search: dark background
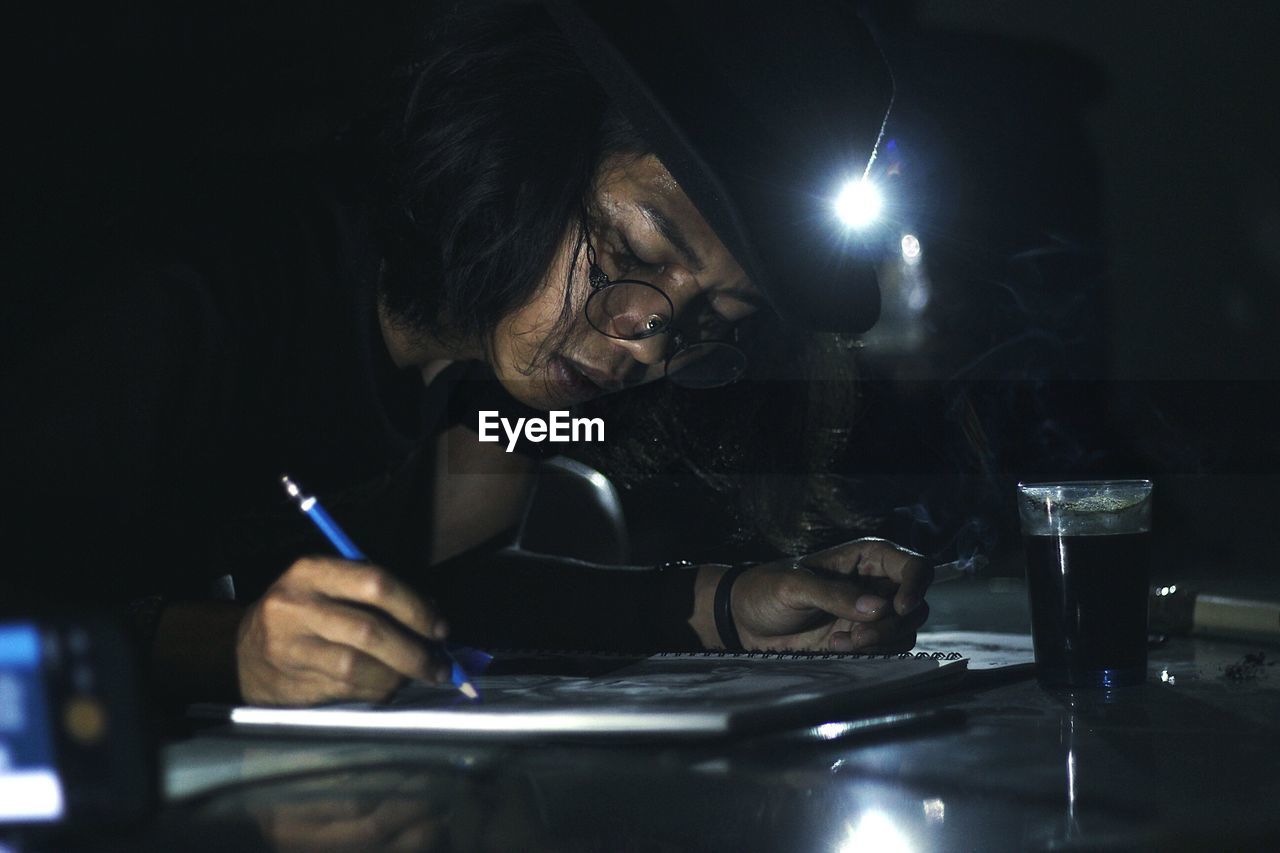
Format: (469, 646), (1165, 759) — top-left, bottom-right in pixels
(913, 0), (1280, 382)
(8, 2), (1279, 592)
(873, 1), (1280, 591)
(611, 2), (1280, 590)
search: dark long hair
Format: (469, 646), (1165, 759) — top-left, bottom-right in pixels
(378, 4), (643, 358)
(378, 5), (871, 556)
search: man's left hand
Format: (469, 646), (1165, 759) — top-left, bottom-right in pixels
(727, 538), (933, 653)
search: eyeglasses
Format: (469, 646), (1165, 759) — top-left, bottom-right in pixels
(583, 240), (748, 389)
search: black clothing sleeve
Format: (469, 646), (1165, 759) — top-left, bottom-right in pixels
(425, 549), (703, 652)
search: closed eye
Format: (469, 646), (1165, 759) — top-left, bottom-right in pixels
(611, 236), (655, 279)
(688, 298), (735, 340)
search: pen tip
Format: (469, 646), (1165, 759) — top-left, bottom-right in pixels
(280, 475), (300, 498)
(459, 681), (479, 701)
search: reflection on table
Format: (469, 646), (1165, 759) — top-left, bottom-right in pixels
(53, 579), (1280, 852)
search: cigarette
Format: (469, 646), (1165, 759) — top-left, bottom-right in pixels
(932, 555), (988, 585)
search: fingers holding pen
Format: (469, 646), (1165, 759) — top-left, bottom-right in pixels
(266, 481), (471, 704)
(305, 599), (450, 684)
(290, 557), (450, 641)
(289, 640), (405, 703)
(237, 557), (455, 706)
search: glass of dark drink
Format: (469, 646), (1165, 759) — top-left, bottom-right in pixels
(1017, 480), (1153, 688)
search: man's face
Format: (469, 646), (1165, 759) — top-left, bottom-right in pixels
(488, 154), (764, 409)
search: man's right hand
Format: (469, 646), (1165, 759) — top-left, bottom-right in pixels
(236, 557), (453, 706)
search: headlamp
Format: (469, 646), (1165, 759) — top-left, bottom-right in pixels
(552, 0), (895, 333)
(834, 179), (884, 230)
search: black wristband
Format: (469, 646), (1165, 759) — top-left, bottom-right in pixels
(714, 565), (750, 651)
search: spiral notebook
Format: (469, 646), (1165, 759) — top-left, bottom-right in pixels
(226, 646), (981, 739)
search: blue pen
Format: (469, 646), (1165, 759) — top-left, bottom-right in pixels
(281, 475), (480, 700)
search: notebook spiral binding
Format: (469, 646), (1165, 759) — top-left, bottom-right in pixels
(493, 648), (964, 662)
(663, 650), (964, 661)
(661, 650), (964, 661)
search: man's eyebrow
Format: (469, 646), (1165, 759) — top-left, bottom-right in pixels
(637, 202), (704, 272)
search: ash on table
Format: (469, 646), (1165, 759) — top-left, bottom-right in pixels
(1224, 652), (1274, 682)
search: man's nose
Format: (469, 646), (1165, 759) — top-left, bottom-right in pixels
(609, 273), (700, 369)
(612, 332), (670, 368)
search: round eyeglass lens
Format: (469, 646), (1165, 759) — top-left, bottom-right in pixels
(586, 281), (673, 340)
(665, 341), (748, 389)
